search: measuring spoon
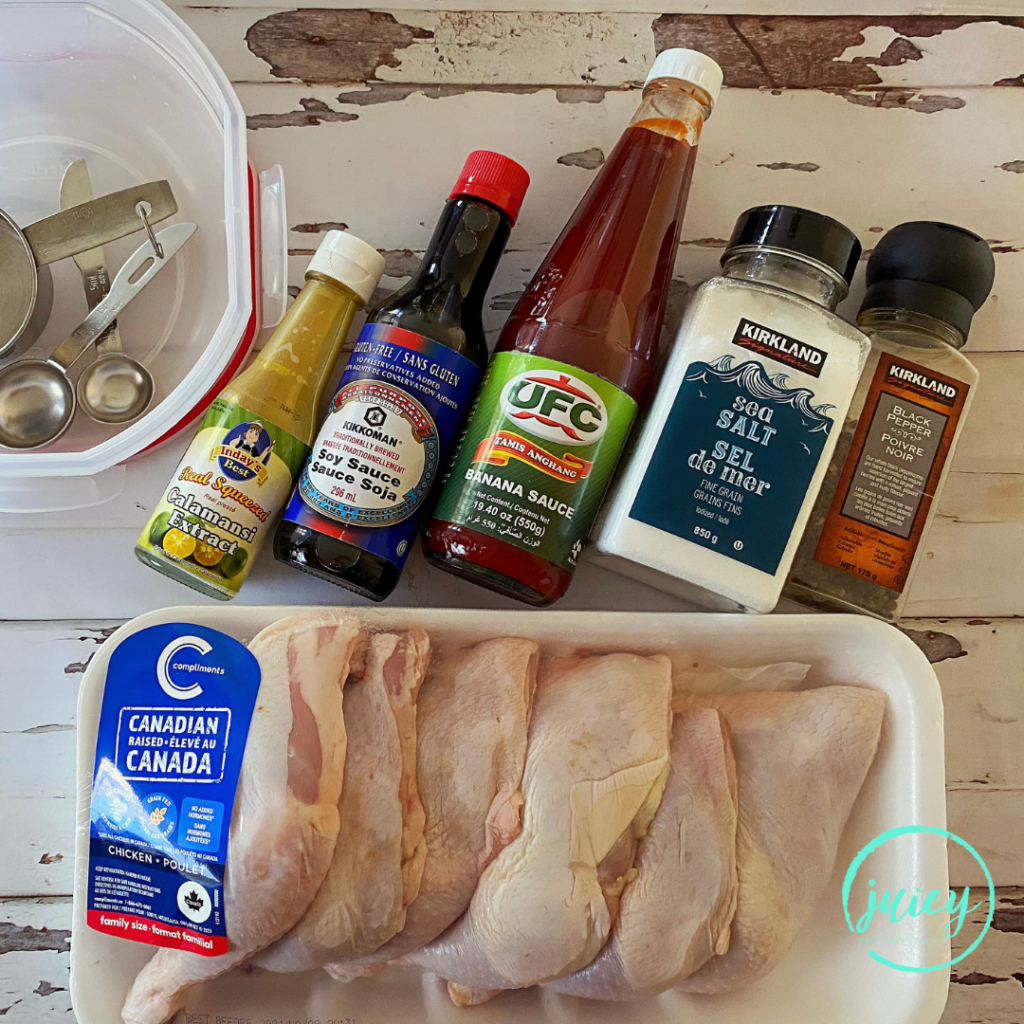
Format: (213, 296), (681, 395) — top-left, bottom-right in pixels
(0, 222), (196, 450)
(0, 180), (177, 358)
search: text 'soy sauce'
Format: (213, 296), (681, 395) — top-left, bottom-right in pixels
(423, 49), (723, 605)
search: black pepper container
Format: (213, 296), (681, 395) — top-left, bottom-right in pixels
(784, 221), (995, 620)
(273, 151), (530, 600)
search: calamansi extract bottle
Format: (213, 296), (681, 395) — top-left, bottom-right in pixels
(135, 231), (385, 599)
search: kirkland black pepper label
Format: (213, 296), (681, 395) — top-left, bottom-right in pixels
(432, 352), (637, 571)
(731, 317), (828, 378)
(813, 354), (969, 592)
(630, 354), (833, 576)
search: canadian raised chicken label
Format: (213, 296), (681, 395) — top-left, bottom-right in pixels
(432, 352), (637, 571)
(630, 355), (833, 576)
(280, 322), (481, 565)
(812, 354), (969, 592)
(87, 624), (261, 955)
(136, 400), (310, 596)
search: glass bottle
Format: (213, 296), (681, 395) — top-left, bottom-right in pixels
(423, 48), (723, 606)
(274, 151), (530, 601)
(135, 231), (384, 599)
(785, 222), (995, 620)
(592, 205), (871, 612)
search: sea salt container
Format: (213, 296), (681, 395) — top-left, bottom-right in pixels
(592, 206), (871, 612)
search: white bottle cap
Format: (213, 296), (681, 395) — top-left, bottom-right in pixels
(644, 48), (723, 108)
(306, 230), (386, 307)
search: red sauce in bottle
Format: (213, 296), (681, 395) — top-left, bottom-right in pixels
(424, 79), (714, 605)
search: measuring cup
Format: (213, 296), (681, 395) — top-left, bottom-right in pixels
(0, 222), (196, 450)
(0, 180), (177, 359)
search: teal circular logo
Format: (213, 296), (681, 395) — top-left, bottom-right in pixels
(842, 825), (993, 973)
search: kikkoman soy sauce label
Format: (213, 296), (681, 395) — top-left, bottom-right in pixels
(281, 323), (481, 567)
(137, 400), (309, 595)
(434, 352), (637, 570)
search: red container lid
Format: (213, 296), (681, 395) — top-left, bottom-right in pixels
(449, 151), (530, 226)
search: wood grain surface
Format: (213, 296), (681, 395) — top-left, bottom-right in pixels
(0, 4), (1022, 1023)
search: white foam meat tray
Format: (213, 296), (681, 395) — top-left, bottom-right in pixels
(72, 608), (949, 1024)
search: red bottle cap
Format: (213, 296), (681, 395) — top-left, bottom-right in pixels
(448, 151), (530, 227)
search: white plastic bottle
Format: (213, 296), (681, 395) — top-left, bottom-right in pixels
(592, 205), (871, 612)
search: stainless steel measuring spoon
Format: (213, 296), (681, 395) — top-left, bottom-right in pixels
(60, 161), (153, 425)
(0, 222), (196, 449)
(0, 180), (177, 359)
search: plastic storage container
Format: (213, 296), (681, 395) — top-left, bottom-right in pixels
(0, 0), (289, 512)
(72, 609), (950, 1024)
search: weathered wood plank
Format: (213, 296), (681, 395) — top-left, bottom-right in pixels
(0, 348), (1020, 615)
(0, 354), (1018, 616)
(903, 618), (1023, 788)
(179, 10), (1024, 90)
(0, 623), (120, 897)
(170, 0), (1024, 17)
(0, 899), (72, 1022)
(943, 886), (1024, 1024)
(238, 83), (1024, 353)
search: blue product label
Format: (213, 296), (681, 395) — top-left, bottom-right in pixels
(86, 624), (261, 956)
(630, 355), (833, 575)
(280, 322), (482, 566)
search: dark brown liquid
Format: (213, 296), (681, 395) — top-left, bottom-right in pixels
(424, 123), (698, 604)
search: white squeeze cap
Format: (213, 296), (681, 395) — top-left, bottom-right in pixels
(644, 48), (724, 108)
(306, 230), (387, 307)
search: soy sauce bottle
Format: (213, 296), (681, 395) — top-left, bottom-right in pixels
(274, 151), (530, 600)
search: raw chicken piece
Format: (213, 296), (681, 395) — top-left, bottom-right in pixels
(675, 685), (886, 994)
(324, 636), (538, 981)
(411, 653), (673, 1004)
(548, 707), (738, 999)
(122, 612), (362, 1024)
(255, 629), (430, 972)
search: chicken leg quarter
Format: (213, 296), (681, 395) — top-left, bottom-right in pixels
(675, 685), (886, 994)
(122, 612), (362, 1024)
(255, 629), (430, 972)
(324, 636), (539, 981)
(411, 653), (673, 1003)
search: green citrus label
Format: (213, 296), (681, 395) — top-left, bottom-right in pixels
(433, 352), (637, 570)
(136, 400), (309, 597)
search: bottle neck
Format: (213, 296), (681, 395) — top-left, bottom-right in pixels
(229, 273), (362, 442)
(722, 250), (847, 311)
(629, 77), (713, 145)
(856, 307), (966, 350)
(375, 197), (510, 362)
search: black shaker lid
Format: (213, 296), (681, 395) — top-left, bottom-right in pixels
(859, 221), (995, 338)
(724, 205), (862, 286)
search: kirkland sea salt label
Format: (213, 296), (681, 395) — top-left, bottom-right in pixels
(630, 354), (833, 576)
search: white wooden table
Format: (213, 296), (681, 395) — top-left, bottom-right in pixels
(2, 3), (1023, 1021)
